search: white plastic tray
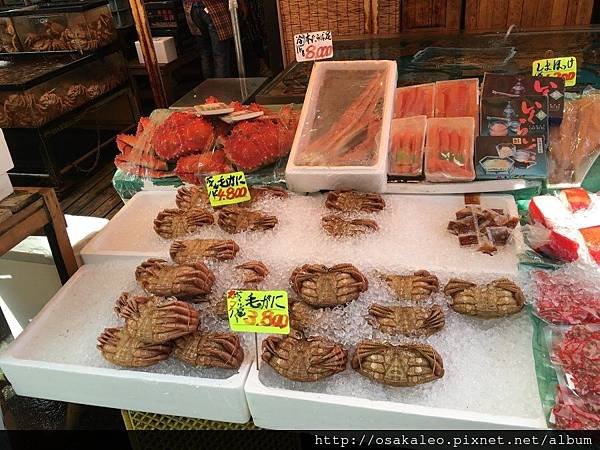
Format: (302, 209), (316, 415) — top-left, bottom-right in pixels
(0, 264), (252, 422)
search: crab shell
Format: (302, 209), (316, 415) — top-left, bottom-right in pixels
(174, 331), (244, 369)
(97, 327), (172, 367)
(151, 112), (215, 161)
(114, 292), (199, 344)
(384, 270), (439, 301)
(351, 340), (444, 387)
(444, 278), (525, 318)
(325, 190), (385, 213)
(235, 260), (269, 284)
(289, 300), (319, 332)
(135, 258), (215, 300)
(290, 263), (368, 307)
(367, 303), (445, 337)
(217, 206), (278, 234)
(170, 238), (240, 264)
(153, 208), (214, 239)
(262, 333), (347, 382)
(321, 215), (378, 237)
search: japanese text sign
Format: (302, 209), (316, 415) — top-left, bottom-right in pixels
(205, 171), (251, 207)
(532, 56), (577, 87)
(227, 290), (289, 334)
(294, 30), (333, 63)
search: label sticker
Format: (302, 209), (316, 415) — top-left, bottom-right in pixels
(195, 102), (234, 116)
(227, 290), (289, 334)
(205, 171), (251, 207)
(294, 30), (333, 63)
(220, 110), (264, 124)
(532, 56), (577, 87)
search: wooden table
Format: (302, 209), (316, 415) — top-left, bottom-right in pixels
(0, 188), (78, 284)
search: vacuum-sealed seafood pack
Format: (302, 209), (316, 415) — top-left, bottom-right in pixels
(388, 115), (427, 177)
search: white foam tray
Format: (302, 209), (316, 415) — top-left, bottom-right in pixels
(0, 172), (13, 202)
(80, 191), (522, 276)
(386, 179), (542, 194)
(0, 265), (252, 422)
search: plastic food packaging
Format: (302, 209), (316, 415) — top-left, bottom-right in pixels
(551, 386), (600, 430)
(424, 117), (476, 182)
(388, 115), (427, 177)
(393, 84), (434, 119)
(434, 79), (479, 124)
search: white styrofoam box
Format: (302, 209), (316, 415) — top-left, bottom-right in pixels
(386, 179), (541, 194)
(135, 37), (177, 64)
(0, 129), (13, 174)
(0, 264), (253, 422)
(80, 191), (522, 276)
(0, 172), (13, 202)
(285, 60), (397, 193)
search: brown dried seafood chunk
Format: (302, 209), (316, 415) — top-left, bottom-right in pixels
(170, 238), (240, 264)
(444, 278), (525, 318)
(321, 215), (378, 237)
(262, 332), (347, 382)
(97, 327), (172, 367)
(114, 293), (199, 344)
(289, 300), (318, 332)
(153, 208), (214, 239)
(383, 270), (439, 301)
(217, 206), (277, 233)
(367, 304), (444, 337)
(174, 331), (244, 369)
(290, 263), (368, 307)
(351, 341), (444, 387)
(176, 186), (210, 209)
(325, 190), (385, 213)
(235, 260), (269, 284)
(135, 258), (215, 300)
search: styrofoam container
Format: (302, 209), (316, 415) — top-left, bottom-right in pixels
(0, 129), (14, 174)
(285, 60), (397, 193)
(135, 37), (177, 64)
(0, 265), (253, 422)
(0, 172), (13, 202)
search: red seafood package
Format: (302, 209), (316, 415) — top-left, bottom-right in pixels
(580, 226), (600, 264)
(393, 84), (434, 119)
(560, 188), (592, 212)
(424, 117), (476, 182)
(388, 115), (427, 177)
(434, 79), (479, 124)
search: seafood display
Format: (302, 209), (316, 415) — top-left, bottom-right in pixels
(262, 333), (348, 382)
(325, 190), (385, 213)
(175, 185), (288, 210)
(425, 117), (476, 182)
(382, 270), (439, 301)
(289, 300), (318, 332)
(153, 208), (214, 239)
(290, 263), (368, 307)
(434, 78), (479, 124)
(351, 341), (444, 387)
(0, 18), (21, 52)
(135, 258), (215, 300)
(367, 304), (445, 337)
(217, 207), (278, 234)
(170, 239), (240, 263)
(394, 84), (434, 119)
(447, 205), (519, 255)
(388, 116), (427, 177)
(97, 327), (173, 368)
(174, 332), (244, 369)
(151, 112), (215, 161)
(235, 261), (269, 284)
(444, 278), (525, 318)
(321, 215), (378, 237)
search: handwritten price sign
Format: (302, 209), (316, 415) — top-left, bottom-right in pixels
(205, 171), (251, 207)
(294, 30), (333, 63)
(532, 56), (577, 87)
(227, 290), (289, 334)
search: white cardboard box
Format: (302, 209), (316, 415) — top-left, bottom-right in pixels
(135, 37), (177, 64)
(0, 172), (13, 202)
(0, 128), (14, 174)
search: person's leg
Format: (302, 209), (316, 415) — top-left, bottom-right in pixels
(190, 3), (214, 78)
(199, 8), (232, 77)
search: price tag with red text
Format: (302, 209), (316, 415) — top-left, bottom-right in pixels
(294, 30), (333, 63)
(532, 56), (577, 87)
(205, 171), (251, 207)
(227, 290), (289, 334)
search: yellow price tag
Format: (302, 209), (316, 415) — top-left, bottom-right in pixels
(205, 171), (251, 207)
(532, 56), (577, 87)
(227, 290), (290, 334)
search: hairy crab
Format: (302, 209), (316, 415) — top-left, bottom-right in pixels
(351, 340), (444, 387)
(174, 331), (244, 369)
(170, 238), (240, 263)
(176, 185), (210, 209)
(135, 258), (215, 300)
(217, 206), (278, 233)
(289, 300), (319, 332)
(97, 327), (172, 367)
(114, 293), (199, 344)
(325, 190), (385, 213)
(235, 260), (269, 284)
(444, 278), (525, 318)
(383, 270), (439, 301)
(153, 208), (214, 239)
(262, 332), (347, 382)
(321, 215), (378, 237)
(367, 304), (445, 337)
(290, 263), (368, 307)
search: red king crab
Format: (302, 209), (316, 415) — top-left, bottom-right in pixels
(170, 238), (239, 263)
(153, 208), (214, 239)
(382, 270), (439, 301)
(262, 332), (348, 382)
(321, 215), (378, 237)
(325, 190), (385, 213)
(367, 304), (445, 337)
(290, 263), (368, 307)
(135, 258), (215, 300)
(175, 150), (233, 184)
(97, 327), (172, 367)
(351, 341), (444, 387)
(174, 331), (244, 369)
(235, 260), (269, 284)
(217, 206), (278, 233)
(114, 293), (199, 344)
(151, 112), (215, 161)
(444, 278), (525, 318)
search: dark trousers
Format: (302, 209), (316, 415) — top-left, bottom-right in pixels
(191, 3), (233, 78)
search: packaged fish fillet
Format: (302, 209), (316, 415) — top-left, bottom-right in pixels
(393, 83), (434, 118)
(388, 115), (427, 177)
(434, 79), (479, 124)
(424, 117), (476, 182)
